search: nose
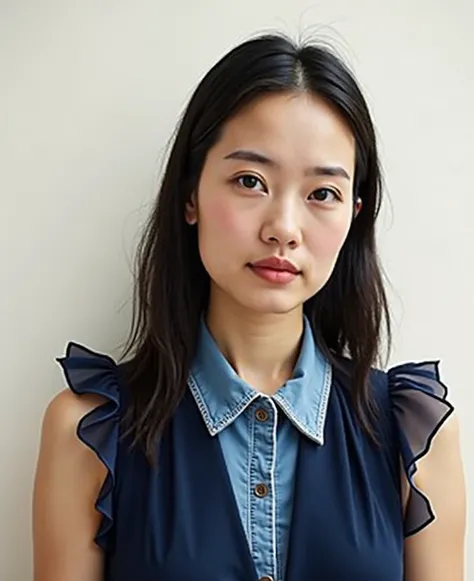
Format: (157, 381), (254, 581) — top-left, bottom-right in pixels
(260, 199), (302, 250)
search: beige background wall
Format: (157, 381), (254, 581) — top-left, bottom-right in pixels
(2, 1), (473, 579)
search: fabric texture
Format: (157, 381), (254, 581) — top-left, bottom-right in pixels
(57, 332), (454, 580)
(188, 315), (331, 579)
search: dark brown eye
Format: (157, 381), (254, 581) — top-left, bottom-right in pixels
(308, 188), (339, 203)
(237, 175), (265, 191)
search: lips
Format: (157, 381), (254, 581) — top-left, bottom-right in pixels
(250, 256), (300, 274)
(247, 256), (301, 285)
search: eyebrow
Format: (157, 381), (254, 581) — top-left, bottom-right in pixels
(223, 149), (351, 181)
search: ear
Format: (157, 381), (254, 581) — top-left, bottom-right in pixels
(353, 197), (362, 218)
(185, 192), (198, 225)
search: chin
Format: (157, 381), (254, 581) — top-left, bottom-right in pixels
(209, 277), (317, 316)
(235, 294), (305, 316)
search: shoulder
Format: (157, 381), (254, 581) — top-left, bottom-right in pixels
(35, 341), (123, 550)
(333, 355), (462, 536)
(42, 388), (108, 447)
(33, 387), (111, 579)
(380, 359), (462, 536)
(414, 410), (464, 500)
(43, 339), (125, 467)
(403, 410), (466, 578)
(52, 340), (123, 443)
(44, 387), (107, 427)
(39, 388), (108, 486)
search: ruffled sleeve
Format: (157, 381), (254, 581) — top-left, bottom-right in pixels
(56, 341), (121, 549)
(387, 361), (454, 537)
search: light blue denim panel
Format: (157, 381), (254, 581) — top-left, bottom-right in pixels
(219, 398), (301, 581)
(272, 413), (300, 580)
(188, 315), (332, 581)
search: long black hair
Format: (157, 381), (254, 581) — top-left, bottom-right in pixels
(121, 33), (391, 459)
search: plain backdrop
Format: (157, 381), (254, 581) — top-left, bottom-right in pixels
(1, 1), (473, 579)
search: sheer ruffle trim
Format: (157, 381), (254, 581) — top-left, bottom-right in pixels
(388, 361), (454, 536)
(57, 342), (120, 549)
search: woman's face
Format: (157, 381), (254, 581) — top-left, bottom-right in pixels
(186, 91), (358, 316)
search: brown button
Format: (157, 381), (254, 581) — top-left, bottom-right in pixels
(259, 577), (274, 581)
(254, 483), (268, 498)
(255, 408), (269, 422)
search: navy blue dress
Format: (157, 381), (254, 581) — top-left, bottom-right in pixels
(58, 342), (453, 581)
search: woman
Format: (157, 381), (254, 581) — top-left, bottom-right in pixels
(33, 33), (466, 580)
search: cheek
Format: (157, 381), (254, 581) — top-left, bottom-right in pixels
(307, 216), (351, 259)
(200, 197), (251, 241)
(198, 197), (254, 279)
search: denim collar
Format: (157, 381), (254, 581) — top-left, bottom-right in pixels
(188, 315), (332, 445)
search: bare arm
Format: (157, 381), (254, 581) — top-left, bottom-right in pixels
(33, 389), (108, 581)
(404, 413), (466, 581)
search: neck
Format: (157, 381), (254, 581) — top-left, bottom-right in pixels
(206, 290), (304, 395)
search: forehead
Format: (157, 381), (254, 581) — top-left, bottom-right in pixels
(213, 92), (356, 173)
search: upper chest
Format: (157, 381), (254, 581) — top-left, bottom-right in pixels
(108, 385), (404, 581)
